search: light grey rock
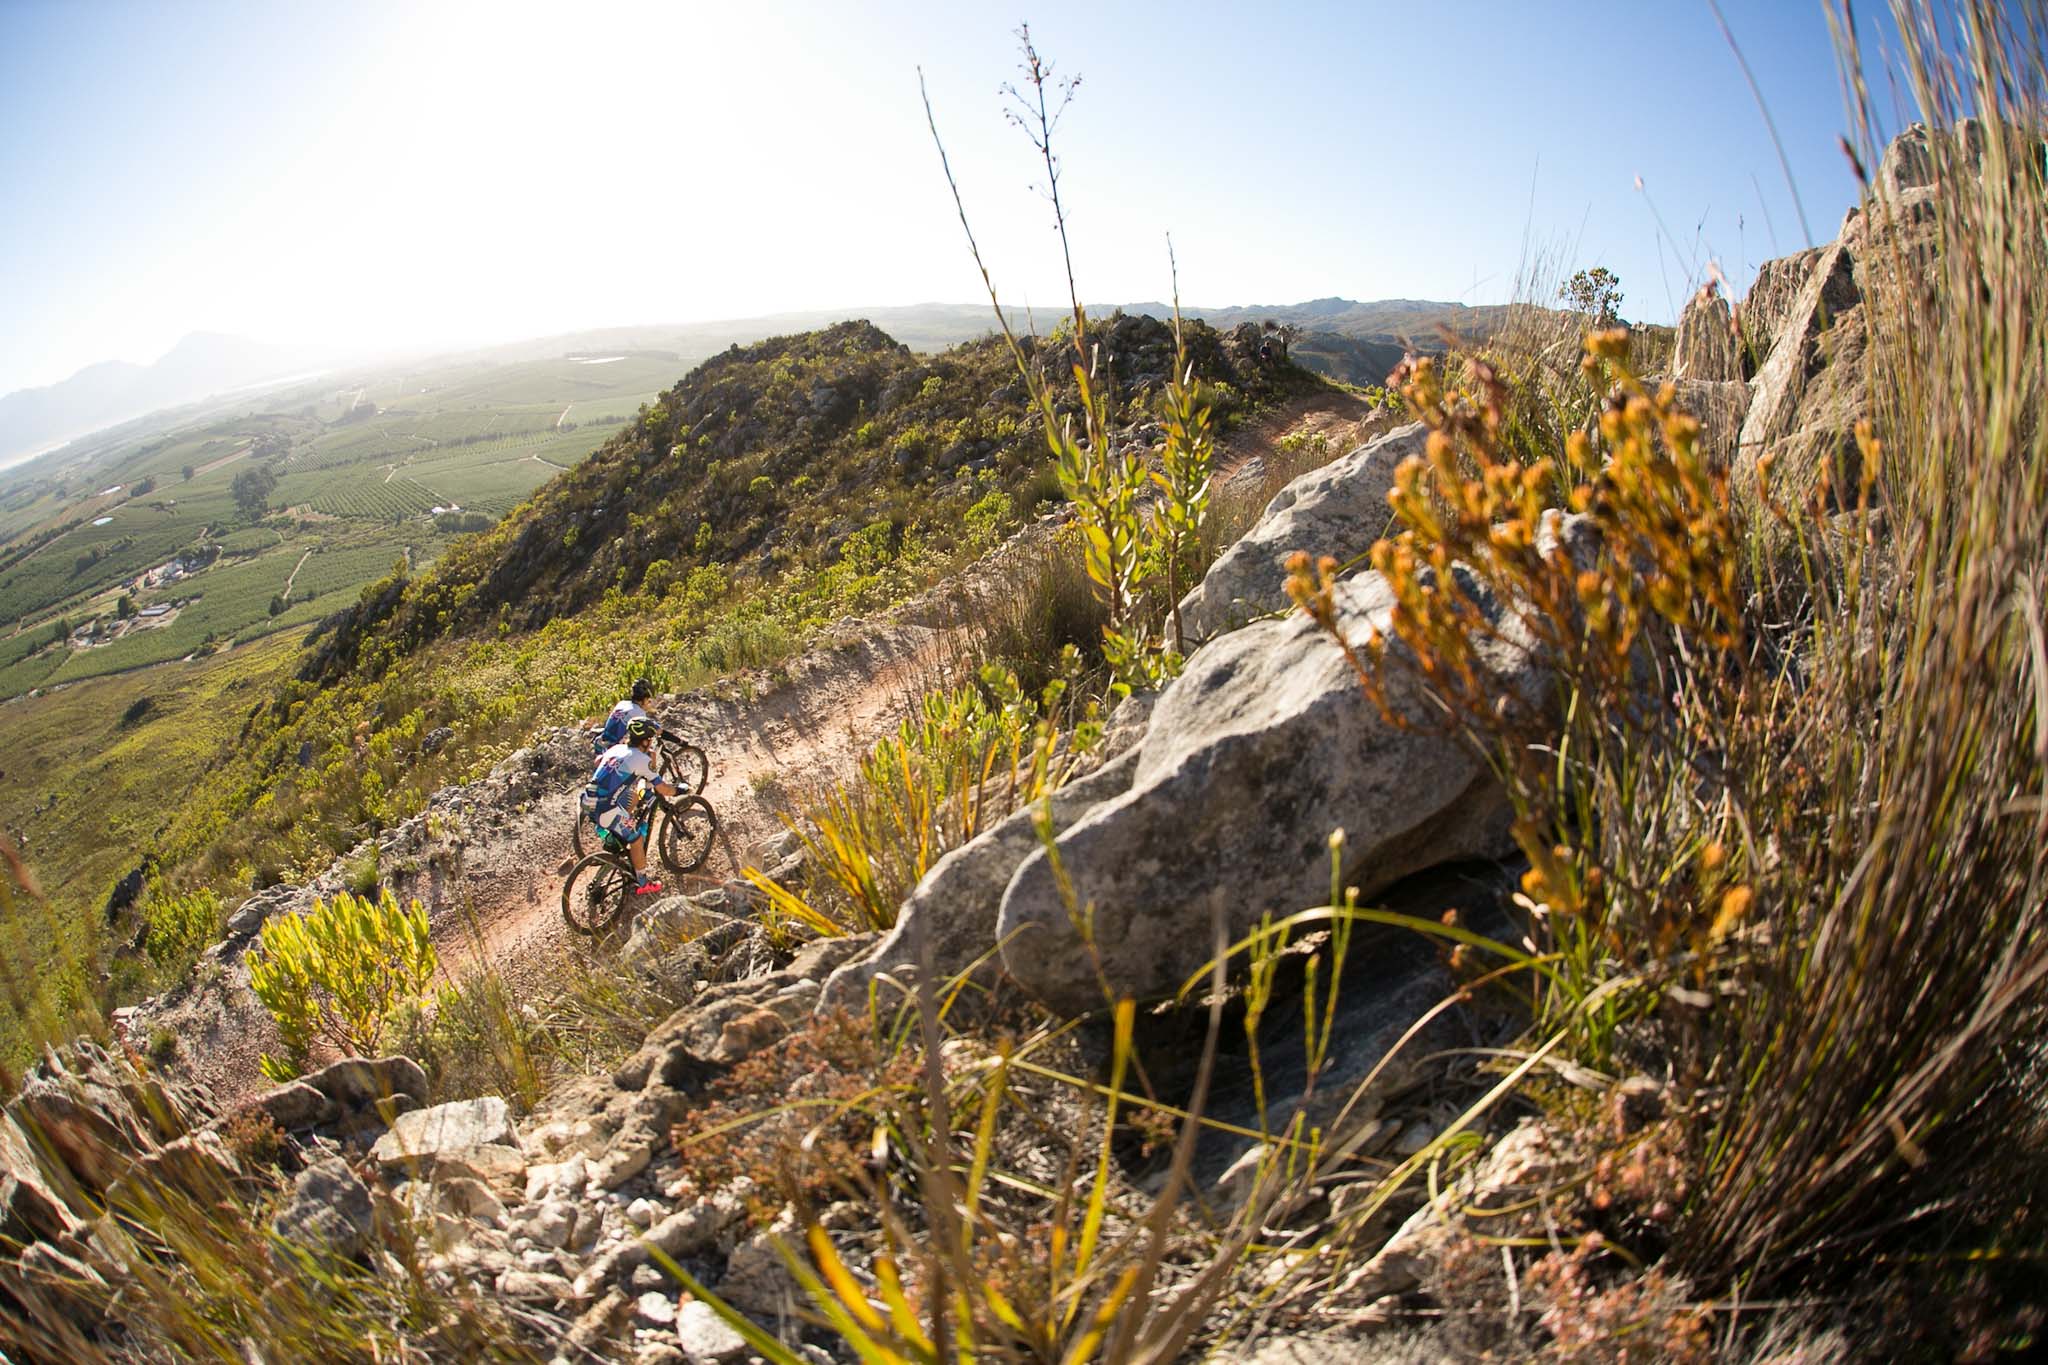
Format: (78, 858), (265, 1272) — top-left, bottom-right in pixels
(272, 1155), (374, 1262)
(626, 1196), (659, 1228)
(516, 1197), (579, 1250)
(674, 1298), (751, 1363)
(430, 1175), (506, 1224)
(371, 1096), (520, 1176)
(571, 1191), (745, 1300)
(1177, 422), (1429, 640)
(523, 1155), (589, 1204)
(998, 522), (1591, 1014)
(716, 1222), (801, 1318)
(817, 746), (1144, 1014)
(301, 1055), (430, 1114)
(635, 1289), (679, 1327)
(498, 1267), (576, 1303)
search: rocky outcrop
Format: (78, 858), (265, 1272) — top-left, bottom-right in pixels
(1671, 283), (1742, 383)
(996, 519), (1594, 1014)
(1178, 423), (1430, 640)
(1734, 237), (1865, 504)
(817, 745), (1144, 1013)
(1732, 121), (1995, 507)
(1737, 247), (1825, 374)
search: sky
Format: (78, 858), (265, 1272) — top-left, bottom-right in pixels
(0, 0), (1920, 397)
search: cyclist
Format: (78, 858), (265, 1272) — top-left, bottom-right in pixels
(594, 678), (660, 754)
(583, 716), (681, 896)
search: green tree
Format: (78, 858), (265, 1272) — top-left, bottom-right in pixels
(232, 464), (278, 520)
(181, 463), (196, 481)
(1560, 267), (1625, 325)
(115, 594), (137, 620)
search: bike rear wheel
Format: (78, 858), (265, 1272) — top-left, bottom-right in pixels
(657, 795), (718, 874)
(561, 852), (635, 936)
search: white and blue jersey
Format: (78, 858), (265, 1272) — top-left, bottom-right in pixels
(583, 742), (661, 840)
(593, 699), (655, 753)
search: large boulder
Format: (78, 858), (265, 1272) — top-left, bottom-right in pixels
(997, 520), (1591, 1013)
(817, 746), (1144, 1013)
(1178, 423), (1430, 640)
(301, 1054), (430, 1114)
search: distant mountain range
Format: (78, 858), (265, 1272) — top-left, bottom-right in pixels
(0, 298), (1513, 467)
(0, 333), (340, 467)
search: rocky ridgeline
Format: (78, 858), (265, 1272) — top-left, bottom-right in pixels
(4, 123), (1967, 1364)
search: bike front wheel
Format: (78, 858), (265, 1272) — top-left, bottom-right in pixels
(657, 737), (710, 796)
(657, 795), (718, 875)
(561, 852), (635, 936)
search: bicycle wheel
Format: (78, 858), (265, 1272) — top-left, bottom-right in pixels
(657, 736), (710, 796)
(657, 795), (718, 875)
(561, 853), (634, 936)
(569, 811), (588, 859)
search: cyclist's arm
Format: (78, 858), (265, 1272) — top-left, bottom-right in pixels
(625, 747), (678, 796)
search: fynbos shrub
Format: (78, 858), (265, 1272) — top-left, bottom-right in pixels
(248, 887), (437, 1078)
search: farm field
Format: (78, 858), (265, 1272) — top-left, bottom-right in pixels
(0, 335), (683, 701)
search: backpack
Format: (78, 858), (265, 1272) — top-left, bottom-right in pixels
(584, 751), (635, 815)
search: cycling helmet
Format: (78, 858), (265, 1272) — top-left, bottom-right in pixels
(630, 678), (654, 703)
(626, 716), (658, 741)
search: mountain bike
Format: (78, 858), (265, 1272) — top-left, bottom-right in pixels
(573, 725), (711, 859)
(561, 787), (720, 935)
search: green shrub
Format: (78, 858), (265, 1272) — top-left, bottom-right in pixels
(247, 888), (438, 1078)
(141, 885), (224, 968)
(344, 845), (379, 898)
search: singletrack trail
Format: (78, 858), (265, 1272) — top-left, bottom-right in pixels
(433, 622), (955, 996)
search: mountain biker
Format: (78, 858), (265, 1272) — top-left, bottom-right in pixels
(583, 716), (680, 896)
(594, 678), (661, 754)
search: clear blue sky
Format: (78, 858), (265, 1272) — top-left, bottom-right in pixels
(0, 0), (1913, 395)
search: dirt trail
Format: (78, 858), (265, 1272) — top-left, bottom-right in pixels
(1213, 388), (1380, 493)
(434, 623), (954, 995)
(280, 548), (313, 598)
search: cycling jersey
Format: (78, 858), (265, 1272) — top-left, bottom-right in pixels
(597, 699), (654, 749)
(586, 742), (659, 815)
